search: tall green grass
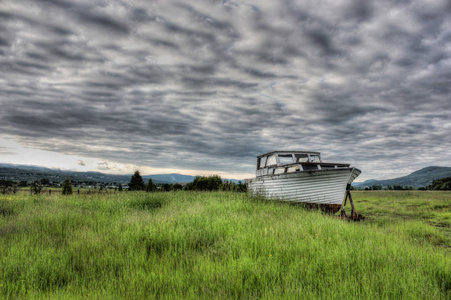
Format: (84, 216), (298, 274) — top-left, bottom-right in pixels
(0, 191), (450, 298)
(353, 190), (451, 247)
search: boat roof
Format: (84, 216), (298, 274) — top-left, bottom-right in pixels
(257, 150), (321, 158)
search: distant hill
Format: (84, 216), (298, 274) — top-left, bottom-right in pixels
(142, 174), (241, 184)
(0, 163), (242, 185)
(353, 166), (451, 189)
(0, 163), (136, 185)
(142, 174), (196, 184)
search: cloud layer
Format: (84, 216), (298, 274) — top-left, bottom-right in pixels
(1, 0), (450, 180)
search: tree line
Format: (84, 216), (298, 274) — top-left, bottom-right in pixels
(426, 177), (451, 191)
(127, 171), (246, 192)
(1, 171), (247, 195)
(359, 185), (416, 191)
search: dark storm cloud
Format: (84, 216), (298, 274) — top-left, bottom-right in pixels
(1, 0), (451, 179)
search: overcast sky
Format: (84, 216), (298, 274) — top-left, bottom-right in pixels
(1, 0), (450, 181)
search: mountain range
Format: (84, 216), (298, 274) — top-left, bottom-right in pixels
(352, 166), (451, 189)
(0, 163), (242, 185)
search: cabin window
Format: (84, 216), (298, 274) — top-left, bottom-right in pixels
(258, 156), (267, 169)
(274, 167), (285, 175)
(287, 165), (300, 173)
(266, 154), (277, 166)
(278, 154), (294, 165)
(309, 155), (321, 163)
(295, 154), (309, 163)
(302, 164), (318, 171)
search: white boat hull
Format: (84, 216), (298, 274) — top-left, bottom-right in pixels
(247, 168), (361, 213)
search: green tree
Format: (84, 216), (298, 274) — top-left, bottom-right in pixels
(237, 181), (247, 192)
(129, 171), (145, 191)
(62, 178), (73, 195)
(371, 185), (383, 190)
(172, 183), (183, 191)
(118, 184), (123, 192)
(428, 177), (451, 190)
(40, 178), (50, 185)
(146, 179), (156, 192)
(31, 180), (43, 195)
(207, 175), (222, 191)
(393, 185), (403, 190)
(19, 180), (28, 187)
(162, 183), (171, 192)
(188, 175), (223, 191)
(0, 180), (12, 194)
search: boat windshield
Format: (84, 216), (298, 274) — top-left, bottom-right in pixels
(309, 155), (321, 163)
(295, 154), (309, 163)
(266, 154), (277, 166)
(278, 154), (294, 164)
(259, 156), (267, 169)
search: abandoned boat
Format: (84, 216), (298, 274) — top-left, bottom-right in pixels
(247, 151), (361, 214)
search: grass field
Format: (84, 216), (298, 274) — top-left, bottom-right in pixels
(353, 191), (451, 246)
(1, 191), (450, 298)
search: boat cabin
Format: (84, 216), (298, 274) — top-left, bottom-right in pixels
(256, 151), (350, 177)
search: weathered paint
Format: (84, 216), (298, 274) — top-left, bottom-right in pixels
(248, 167), (361, 208)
